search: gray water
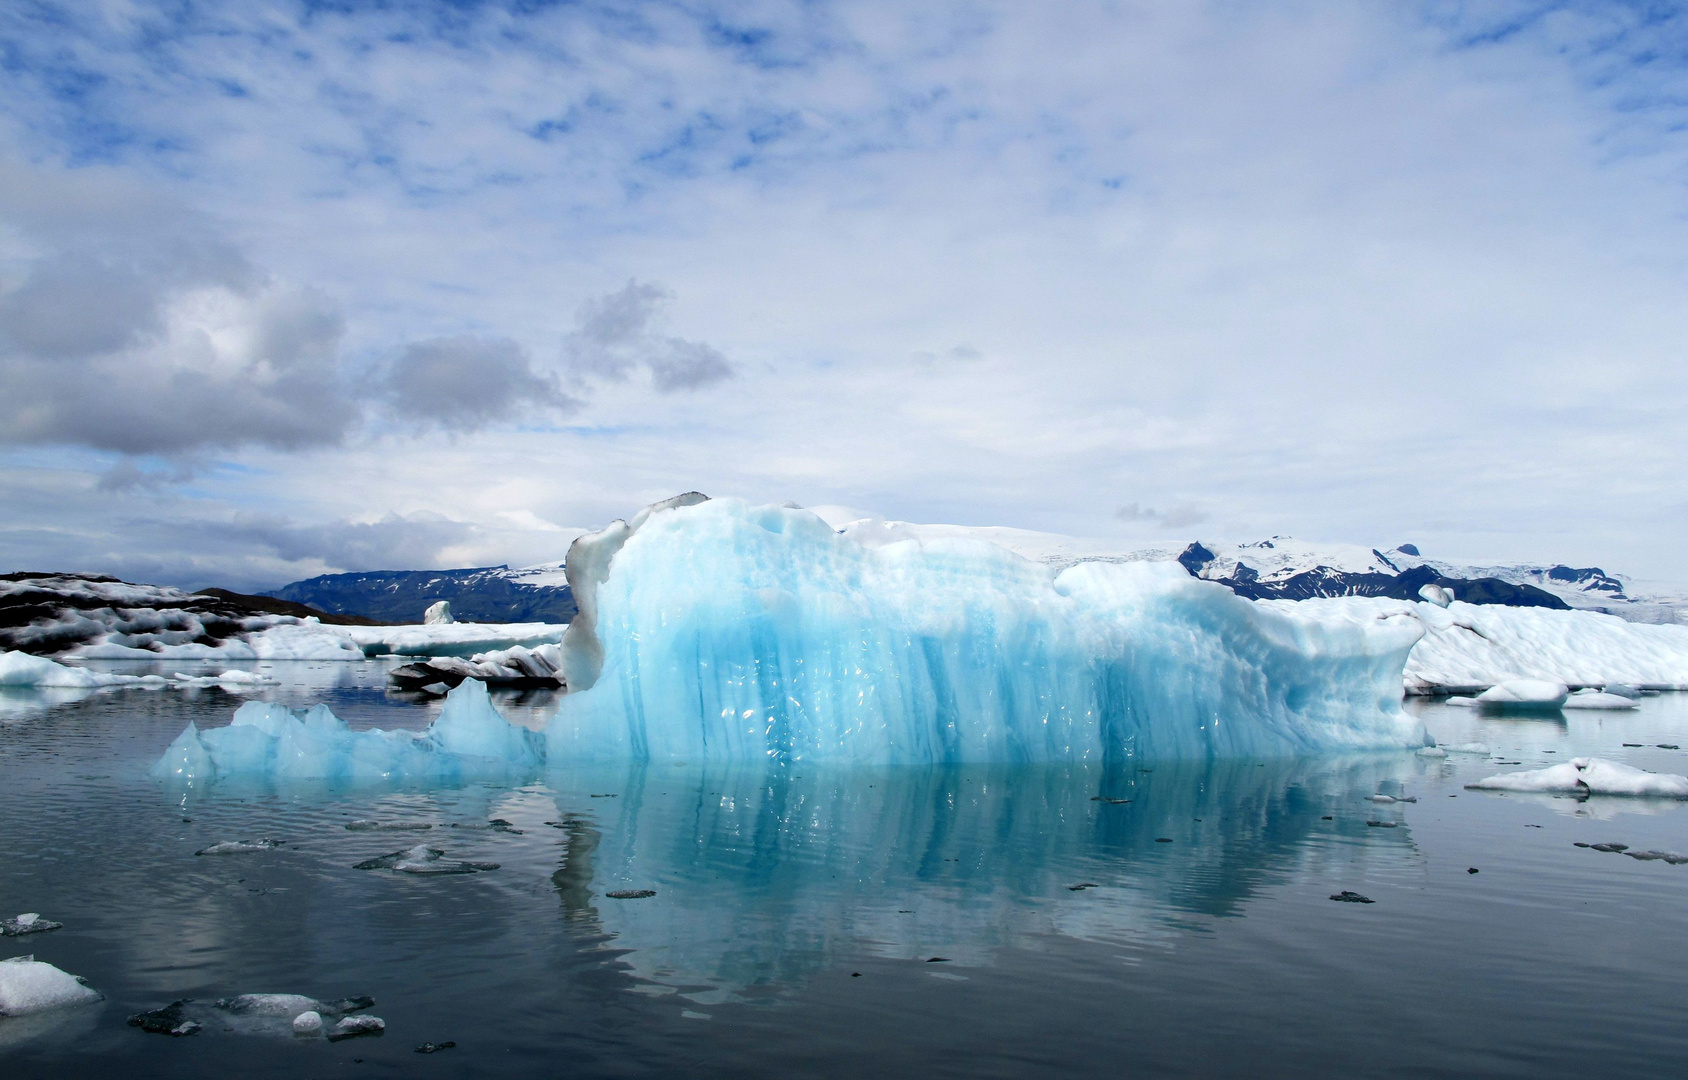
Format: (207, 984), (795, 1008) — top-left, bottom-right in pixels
(4, 663), (1688, 1077)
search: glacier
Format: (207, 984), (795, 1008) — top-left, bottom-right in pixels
(546, 498), (1428, 765)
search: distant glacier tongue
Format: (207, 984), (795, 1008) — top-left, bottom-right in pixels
(548, 499), (1429, 765)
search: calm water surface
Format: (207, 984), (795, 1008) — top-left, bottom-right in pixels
(3, 662), (1687, 1078)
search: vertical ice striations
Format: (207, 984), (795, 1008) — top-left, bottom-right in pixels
(548, 499), (1429, 765)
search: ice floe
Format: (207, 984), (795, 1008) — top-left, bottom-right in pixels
(152, 677), (544, 783)
(353, 844), (499, 874)
(2, 914), (62, 937)
(0, 956), (102, 1017)
(1467, 757), (1688, 798)
(1562, 689), (1639, 710)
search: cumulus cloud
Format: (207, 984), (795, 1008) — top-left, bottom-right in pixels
(1116, 503), (1210, 530)
(565, 280), (734, 392)
(0, 161), (357, 455)
(382, 335), (582, 431)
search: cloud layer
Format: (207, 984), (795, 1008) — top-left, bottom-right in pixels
(3, 2), (1688, 587)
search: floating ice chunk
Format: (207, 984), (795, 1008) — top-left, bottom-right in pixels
(151, 678), (544, 783)
(1563, 690), (1639, 710)
(195, 839), (284, 855)
(215, 993), (372, 1017)
(550, 498), (1429, 764)
(1467, 757), (1688, 798)
(1476, 680), (1569, 710)
(353, 844), (499, 874)
(1418, 584), (1453, 607)
(424, 600), (455, 625)
(292, 1011), (323, 1035)
(1443, 742), (1492, 755)
(1603, 684), (1644, 700)
(327, 1014), (385, 1041)
(2, 913), (62, 937)
(169, 670), (276, 689)
(1444, 696), (1481, 707)
(127, 999), (200, 1035)
(1416, 747), (1448, 758)
(0, 956), (101, 1017)
(0, 650), (157, 688)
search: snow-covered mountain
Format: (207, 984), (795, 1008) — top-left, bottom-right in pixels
(265, 563), (576, 625)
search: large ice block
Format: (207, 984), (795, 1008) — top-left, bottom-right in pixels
(548, 499), (1428, 764)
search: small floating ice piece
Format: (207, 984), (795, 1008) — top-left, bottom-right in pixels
(0, 956), (102, 1017)
(1443, 743), (1492, 755)
(195, 839), (284, 855)
(1416, 747), (1448, 758)
(1626, 850), (1688, 864)
(327, 1015), (384, 1041)
(127, 999), (199, 1035)
(2, 913), (63, 937)
(1563, 690), (1639, 711)
(1467, 757), (1688, 798)
(1329, 890), (1374, 903)
(292, 1010), (323, 1035)
(1475, 680), (1569, 711)
(353, 845), (498, 875)
(604, 889), (656, 899)
(1445, 697), (1480, 708)
(1603, 684), (1644, 700)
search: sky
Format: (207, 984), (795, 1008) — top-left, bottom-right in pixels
(3, 0), (1688, 592)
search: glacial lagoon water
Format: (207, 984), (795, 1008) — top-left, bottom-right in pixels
(4, 661), (1688, 1078)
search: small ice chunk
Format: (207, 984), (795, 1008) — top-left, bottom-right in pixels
(127, 998), (199, 1034)
(1444, 697), (1481, 708)
(1603, 684), (1644, 700)
(0, 956), (102, 1017)
(1444, 743), (1492, 755)
(1418, 584), (1453, 607)
(3, 913), (63, 936)
(353, 844), (498, 875)
(1329, 890), (1374, 903)
(1467, 757), (1688, 798)
(195, 839), (284, 855)
(327, 1015), (385, 1041)
(1625, 850), (1688, 864)
(420, 683), (451, 695)
(1416, 747), (1448, 758)
(1563, 690), (1639, 710)
(292, 1010), (323, 1035)
(1476, 680), (1569, 709)
(604, 889), (657, 899)
(424, 600), (455, 625)
(216, 993), (323, 1016)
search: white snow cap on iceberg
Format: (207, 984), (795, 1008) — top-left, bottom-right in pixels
(0, 956), (102, 1016)
(1467, 758), (1688, 798)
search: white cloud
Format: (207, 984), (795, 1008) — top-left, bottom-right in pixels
(2, 2), (1688, 584)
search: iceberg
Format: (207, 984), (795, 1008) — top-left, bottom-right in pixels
(0, 956), (102, 1017)
(152, 677), (544, 783)
(548, 498), (1429, 765)
(1474, 679), (1569, 711)
(1467, 758), (1688, 798)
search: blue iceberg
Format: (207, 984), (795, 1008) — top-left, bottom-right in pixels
(152, 677), (544, 784)
(547, 498), (1428, 765)
(153, 498), (1432, 780)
